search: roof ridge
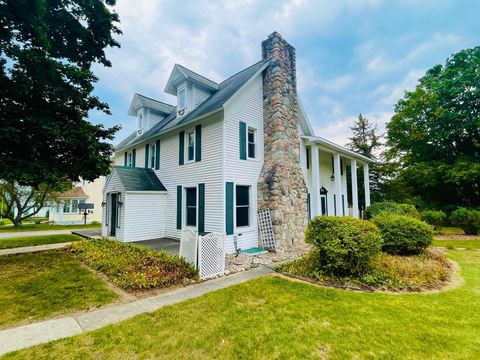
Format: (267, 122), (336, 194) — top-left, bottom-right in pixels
(134, 93), (175, 108)
(175, 64), (219, 85)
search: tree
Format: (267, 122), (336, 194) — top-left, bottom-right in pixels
(387, 47), (480, 209)
(346, 114), (383, 208)
(0, 0), (121, 190)
(0, 181), (60, 226)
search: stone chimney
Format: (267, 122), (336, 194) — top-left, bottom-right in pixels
(258, 32), (308, 248)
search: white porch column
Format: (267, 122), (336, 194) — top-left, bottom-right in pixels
(364, 163), (371, 208)
(333, 153), (343, 216)
(310, 144), (320, 217)
(351, 159), (359, 218)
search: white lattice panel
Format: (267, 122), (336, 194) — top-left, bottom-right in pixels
(180, 229), (198, 267)
(198, 232), (226, 279)
(257, 209), (276, 250)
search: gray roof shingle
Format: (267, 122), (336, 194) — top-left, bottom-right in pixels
(114, 166), (167, 191)
(115, 60), (267, 151)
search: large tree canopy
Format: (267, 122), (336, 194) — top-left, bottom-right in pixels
(387, 47), (480, 208)
(0, 0), (121, 189)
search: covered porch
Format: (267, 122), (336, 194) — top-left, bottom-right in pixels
(302, 136), (372, 218)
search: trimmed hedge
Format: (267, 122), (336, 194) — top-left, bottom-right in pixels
(450, 208), (480, 235)
(372, 214), (434, 255)
(305, 216), (382, 276)
(70, 239), (198, 290)
(421, 210), (446, 230)
(365, 202), (420, 219)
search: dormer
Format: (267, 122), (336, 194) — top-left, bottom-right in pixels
(164, 64), (219, 117)
(128, 94), (175, 136)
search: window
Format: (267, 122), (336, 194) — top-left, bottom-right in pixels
(248, 128), (256, 158)
(187, 131), (195, 162)
(178, 88), (186, 109)
(150, 143), (156, 168)
(185, 187), (197, 227)
(236, 185), (250, 227)
(72, 200), (79, 213)
(306, 147), (311, 169)
(63, 200), (71, 213)
(128, 151), (133, 167)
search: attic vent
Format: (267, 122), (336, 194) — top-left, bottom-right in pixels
(177, 108), (187, 117)
(137, 129), (143, 135)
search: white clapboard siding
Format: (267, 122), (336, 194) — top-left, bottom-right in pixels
(148, 111), (165, 130)
(194, 86), (211, 109)
(154, 111), (225, 240)
(223, 75), (263, 253)
(123, 192), (167, 242)
(102, 171), (126, 240)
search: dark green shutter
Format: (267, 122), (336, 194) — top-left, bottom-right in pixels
(239, 122), (246, 160)
(179, 131), (185, 165)
(334, 195), (337, 216)
(340, 159), (344, 175)
(155, 140), (160, 170)
(342, 194), (345, 216)
(331, 156), (334, 173)
(144, 144), (149, 168)
(225, 182), (234, 235)
(132, 149), (136, 167)
(176, 186), (182, 229)
(124, 152), (127, 166)
(198, 183), (205, 233)
(195, 124), (201, 162)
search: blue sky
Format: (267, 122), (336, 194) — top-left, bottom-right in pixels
(90, 0), (480, 146)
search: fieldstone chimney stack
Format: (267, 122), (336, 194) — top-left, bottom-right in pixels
(258, 32), (308, 248)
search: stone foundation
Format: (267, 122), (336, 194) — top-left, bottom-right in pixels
(257, 32), (308, 248)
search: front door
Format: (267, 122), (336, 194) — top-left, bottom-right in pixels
(110, 193), (117, 236)
(321, 195), (328, 215)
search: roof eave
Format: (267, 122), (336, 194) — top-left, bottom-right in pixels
(302, 136), (373, 163)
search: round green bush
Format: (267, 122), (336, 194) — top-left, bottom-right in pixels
(365, 202), (420, 219)
(421, 210), (446, 230)
(305, 216), (383, 276)
(450, 208), (480, 235)
(371, 214), (434, 255)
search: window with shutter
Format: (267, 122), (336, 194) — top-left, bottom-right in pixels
(235, 185), (250, 227)
(239, 122), (247, 160)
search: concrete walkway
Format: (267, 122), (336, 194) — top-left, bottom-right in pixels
(0, 265), (274, 356)
(0, 242), (72, 256)
(0, 229), (95, 240)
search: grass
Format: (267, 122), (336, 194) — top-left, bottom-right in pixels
(4, 249), (479, 359)
(0, 234), (82, 249)
(0, 223), (100, 233)
(440, 226), (465, 235)
(70, 239), (198, 290)
(0, 251), (117, 330)
(276, 249), (450, 291)
(433, 239), (480, 250)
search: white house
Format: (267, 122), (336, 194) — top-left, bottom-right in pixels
(102, 32), (371, 253)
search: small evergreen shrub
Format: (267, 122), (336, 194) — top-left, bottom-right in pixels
(450, 208), (480, 235)
(422, 210), (446, 231)
(305, 216), (382, 276)
(372, 214), (434, 255)
(365, 202), (420, 219)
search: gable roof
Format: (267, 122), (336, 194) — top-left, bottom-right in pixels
(59, 187), (88, 199)
(115, 60), (268, 151)
(165, 64), (219, 95)
(127, 93), (175, 117)
(113, 167), (167, 191)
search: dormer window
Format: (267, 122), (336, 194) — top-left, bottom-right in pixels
(178, 88), (186, 110)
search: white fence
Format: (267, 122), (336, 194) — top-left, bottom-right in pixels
(180, 230), (225, 280)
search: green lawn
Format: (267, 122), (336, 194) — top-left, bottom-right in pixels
(0, 251), (117, 330)
(5, 249), (480, 359)
(440, 226), (465, 235)
(0, 234), (82, 249)
(433, 240), (480, 250)
(0, 223), (100, 233)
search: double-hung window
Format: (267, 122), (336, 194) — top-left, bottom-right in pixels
(63, 200), (71, 213)
(235, 185), (250, 227)
(185, 187), (197, 227)
(150, 143), (156, 168)
(72, 200), (79, 213)
(127, 151), (133, 167)
(187, 131), (195, 162)
(178, 88), (186, 110)
(247, 128), (256, 158)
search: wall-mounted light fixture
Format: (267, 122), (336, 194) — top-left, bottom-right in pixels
(101, 201), (106, 207)
(330, 174), (335, 182)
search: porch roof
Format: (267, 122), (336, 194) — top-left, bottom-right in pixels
(113, 167), (167, 192)
(302, 136), (373, 163)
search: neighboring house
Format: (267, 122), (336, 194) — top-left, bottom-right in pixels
(49, 177), (104, 224)
(102, 32), (372, 252)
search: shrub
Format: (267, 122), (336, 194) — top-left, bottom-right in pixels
(305, 216), (382, 276)
(0, 218), (11, 226)
(371, 214), (434, 255)
(365, 202), (420, 219)
(90, 220), (101, 226)
(422, 210), (447, 230)
(450, 208), (480, 235)
(70, 239), (198, 290)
